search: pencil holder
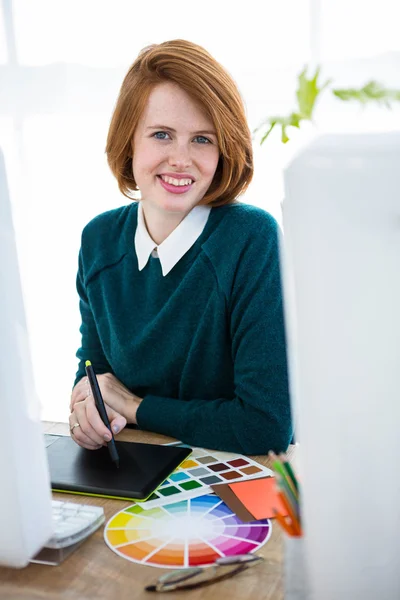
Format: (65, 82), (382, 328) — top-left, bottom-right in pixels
(284, 535), (309, 600)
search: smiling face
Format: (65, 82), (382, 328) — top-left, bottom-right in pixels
(132, 82), (220, 227)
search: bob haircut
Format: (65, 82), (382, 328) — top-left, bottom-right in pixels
(106, 39), (253, 206)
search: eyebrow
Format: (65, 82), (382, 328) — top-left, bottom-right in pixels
(146, 125), (217, 136)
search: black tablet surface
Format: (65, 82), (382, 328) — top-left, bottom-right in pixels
(45, 435), (192, 501)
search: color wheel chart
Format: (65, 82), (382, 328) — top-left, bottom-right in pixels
(137, 443), (273, 509)
(105, 494), (271, 568)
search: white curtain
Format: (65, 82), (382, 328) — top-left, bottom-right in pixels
(1, 0), (399, 422)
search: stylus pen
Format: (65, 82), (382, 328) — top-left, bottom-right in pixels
(85, 360), (120, 468)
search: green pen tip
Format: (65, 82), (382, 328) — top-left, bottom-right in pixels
(85, 360), (91, 367)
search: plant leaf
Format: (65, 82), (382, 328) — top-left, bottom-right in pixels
(296, 66), (331, 120)
(259, 113), (302, 145)
(256, 66), (331, 145)
(332, 81), (400, 107)
(256, 69), (400, 148)
(281, 125), (289, 143)
(260, 122), (276, 144)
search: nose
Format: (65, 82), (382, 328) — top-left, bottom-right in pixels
(167, 143), (192, 169)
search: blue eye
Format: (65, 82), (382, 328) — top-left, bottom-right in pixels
(194, 136), (211, 144)
(152, 132), (212, 144)
(153, 131), (170, 140)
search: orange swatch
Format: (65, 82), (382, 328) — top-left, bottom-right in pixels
(228, 477), (288, 520)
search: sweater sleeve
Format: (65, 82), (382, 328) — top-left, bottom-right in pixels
(74, 249), (113, 387)
(136, 217), (293, 454)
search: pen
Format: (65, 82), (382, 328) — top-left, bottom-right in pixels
(85, 360), (120, 468)
(279, 453), (299, 493)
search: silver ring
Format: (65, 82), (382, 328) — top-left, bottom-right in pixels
(70, 422), (80, 435)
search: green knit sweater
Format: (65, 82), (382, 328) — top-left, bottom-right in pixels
(74, 201), (292, 454)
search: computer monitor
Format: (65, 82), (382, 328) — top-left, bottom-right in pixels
(0, 148), (53, 568)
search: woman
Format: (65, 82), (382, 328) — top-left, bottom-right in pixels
(69, 39), (292, 454)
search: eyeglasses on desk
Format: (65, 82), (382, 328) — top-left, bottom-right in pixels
(145, 553), (264, 593)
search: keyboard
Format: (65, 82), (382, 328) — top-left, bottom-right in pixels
(46, 500), (105, 549)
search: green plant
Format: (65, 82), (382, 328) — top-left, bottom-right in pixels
(253, 67), (400, 145)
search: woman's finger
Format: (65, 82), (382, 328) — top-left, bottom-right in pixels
(72, 400), (106, 446)
(86, 397), (115, 441)
(69, 412), (103, 450)
(85, 379), (127, 436)
(109, 413), (127, 436)
(86, 399), (127, 438)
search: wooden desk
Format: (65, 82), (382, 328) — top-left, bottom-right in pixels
(0, 423), (295, 600)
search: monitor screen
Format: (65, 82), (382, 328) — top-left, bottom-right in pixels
(0, 147), (53, 568)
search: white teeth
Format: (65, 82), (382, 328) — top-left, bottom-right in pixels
(160, 175), (193, 186)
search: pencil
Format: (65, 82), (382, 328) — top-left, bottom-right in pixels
(277, 489), (302, 536)
(273, 465), (299, 515)
(275, 473), (299, 517)
(85, 360), (120, 468)
(272, 509), (297, 536)
(269, 451), (302, 536)
(279, 453), (299, 493)
(269, 452), (298, 500)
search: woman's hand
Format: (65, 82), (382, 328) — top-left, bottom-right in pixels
(69, 373), (142, 450)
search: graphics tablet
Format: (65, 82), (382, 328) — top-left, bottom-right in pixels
(45, 435), (192, 501)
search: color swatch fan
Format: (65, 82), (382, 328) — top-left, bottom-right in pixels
(104, 494), (271, 568)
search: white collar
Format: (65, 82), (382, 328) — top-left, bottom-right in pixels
(134, 202), (211, 276)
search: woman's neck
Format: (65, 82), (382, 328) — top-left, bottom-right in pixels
(141, 202), (188, 245)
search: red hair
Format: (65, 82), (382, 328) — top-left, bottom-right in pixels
(106, 39), (253, 206)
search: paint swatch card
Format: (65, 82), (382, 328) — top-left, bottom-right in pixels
(136, 443), (273, 509)
(211, 476), (289, 522)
